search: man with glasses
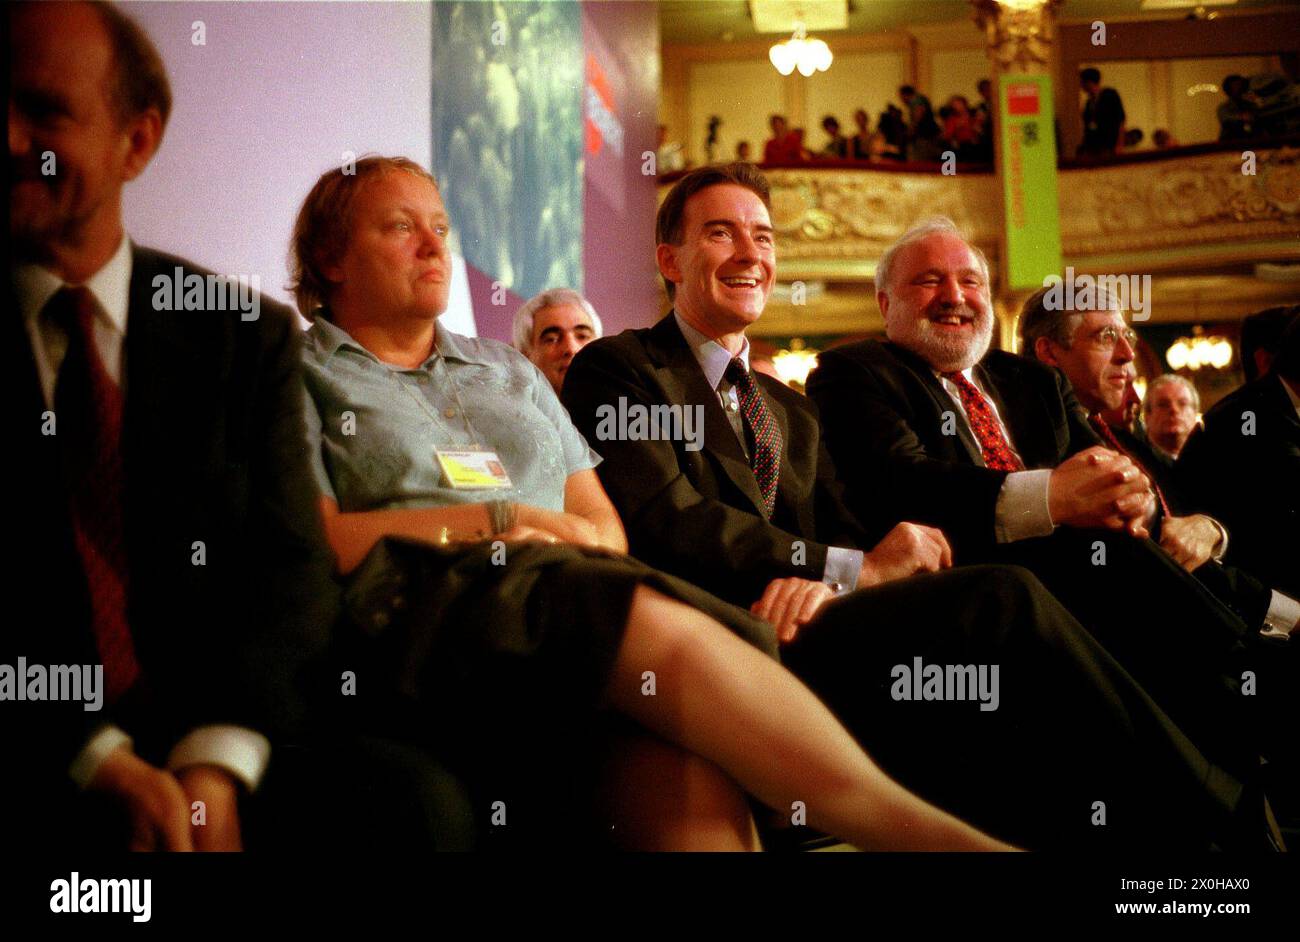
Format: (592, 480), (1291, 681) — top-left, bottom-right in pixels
(1018, 287), (1297, 641)
(805, 226), (1287, 821)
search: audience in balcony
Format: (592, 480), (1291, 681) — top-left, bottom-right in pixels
(1077, 67), (1126, 157)
(877, 103), (909, 159)
(1218, 75), (1259, 141)
(656, 124), (686, 173)
(899, 84), (944, 161)
(1152, 129), (1179, 150)
(939, 95), (981, 162)
(763, 114), (805, 163)
(820, 115), (850, 158)
(849, 108), (873, 159)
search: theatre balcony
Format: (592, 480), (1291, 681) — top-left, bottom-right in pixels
(657, 137), (1300, 336)
(656, 1), (1300, 403)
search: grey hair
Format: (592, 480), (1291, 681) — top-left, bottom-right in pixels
(874, 216), (991, 298)
(1019, 284), (1085, 353)
(1144, 373), (1200, 415)
(511, 288), (603, 354)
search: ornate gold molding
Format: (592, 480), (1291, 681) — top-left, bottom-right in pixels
(760, 169), (1002, 274)
(1058, 147), (1300, 256)
(654, 148), (1300, 297)
(970, 0), (1064, 75)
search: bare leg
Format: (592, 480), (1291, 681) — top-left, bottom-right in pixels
(605, 587), (1014, 851)
(595, 731), (761, 851)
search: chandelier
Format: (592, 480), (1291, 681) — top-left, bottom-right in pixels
(769, 23), (832, 77)
(772, 338), (820, 387)
(1165, 326), (1232, 371)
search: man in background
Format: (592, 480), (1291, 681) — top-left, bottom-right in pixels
(512, 287), (603, 395)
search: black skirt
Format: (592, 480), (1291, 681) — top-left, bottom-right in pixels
(338, 536), (778, 842)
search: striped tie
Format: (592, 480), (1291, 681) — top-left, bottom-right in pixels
(725, 358), (782, 517)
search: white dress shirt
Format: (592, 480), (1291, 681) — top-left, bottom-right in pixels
(14, 236), (270, 791)
(674, 312), (863, 593)
(935, 368), (1057, 544)
(939, 368), (1298, 634)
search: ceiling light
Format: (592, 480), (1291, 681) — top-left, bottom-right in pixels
(769, 23), (832, 77)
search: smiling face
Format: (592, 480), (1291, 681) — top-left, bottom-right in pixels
(1038, 308), (1136, 414)
(1145, 381), (1197, 456)
(658, 183), (775, 340)
(528, 303), (596, 393)
(325, 170), (451, 326)
(8, 2), (144, 261)
(879, 231), (994, 373)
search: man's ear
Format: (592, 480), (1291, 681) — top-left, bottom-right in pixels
(120, 108), (163, 183)
(1033, 335), (1059, 366)
(876, 291), (890, 320)
(656, 243), (682, 289)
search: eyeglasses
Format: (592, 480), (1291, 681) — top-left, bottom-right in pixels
(1087, 325), (1138, 350)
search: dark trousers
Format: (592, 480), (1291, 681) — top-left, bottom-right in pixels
(984, 532), (1264, 780)
(783, 565), (1245, 850)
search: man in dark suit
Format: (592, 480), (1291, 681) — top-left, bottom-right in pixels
(805, 220), (1271, 788)
(6, 0), (471, 851)
(1178, 313), (1300, 603)
(1018, 286), (1297, 638)
(1078, 67), (1126, 157)
(563, 164), (1255, 849)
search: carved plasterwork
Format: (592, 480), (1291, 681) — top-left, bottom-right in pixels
(970, 0), (1063, 74)
(763, 170), (1002, 267)
(1059, 147), (1300, 256)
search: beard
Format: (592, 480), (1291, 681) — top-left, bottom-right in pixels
(886, 301), (994, 373)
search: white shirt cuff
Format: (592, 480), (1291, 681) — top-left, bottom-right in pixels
(1262, 590), (1300, 639)
(69, 725), (134, 790)
(995, 469), (1056, 543)
(166, 725), (272, 792)
(824, 546), (865, 594)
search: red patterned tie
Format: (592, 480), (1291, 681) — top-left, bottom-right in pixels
(1088, 414), (1171, 516)
(726, 358), (783, 517)
(48, 286), (141, 703)
(942, 371), (1024, 472)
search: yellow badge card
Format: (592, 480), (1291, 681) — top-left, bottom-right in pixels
(436, 449), (513, 489)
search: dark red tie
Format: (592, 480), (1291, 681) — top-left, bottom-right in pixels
(48, 286), (140, 703)
(1088, 414), (1171, 516)
(942, 371), (1023, 472)
(725, 358), (782, 517)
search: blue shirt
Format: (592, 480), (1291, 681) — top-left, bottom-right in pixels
(301, 317), (600, 513)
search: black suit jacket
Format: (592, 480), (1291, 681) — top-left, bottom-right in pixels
(562, 314), (872, 608)
(6, 247), (339, 782)
(805, 340), (1103, 561)
(1177, 373), (1300, 598)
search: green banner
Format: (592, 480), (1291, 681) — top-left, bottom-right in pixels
(999, 73), (1063, 289)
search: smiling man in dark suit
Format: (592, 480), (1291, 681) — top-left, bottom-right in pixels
(562, 164), (1258, 849)
(6, 0), (471, 852)
(805, 219), (1272, 792)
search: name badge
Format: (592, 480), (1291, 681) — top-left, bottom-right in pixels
(436, 449), (513, 489)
